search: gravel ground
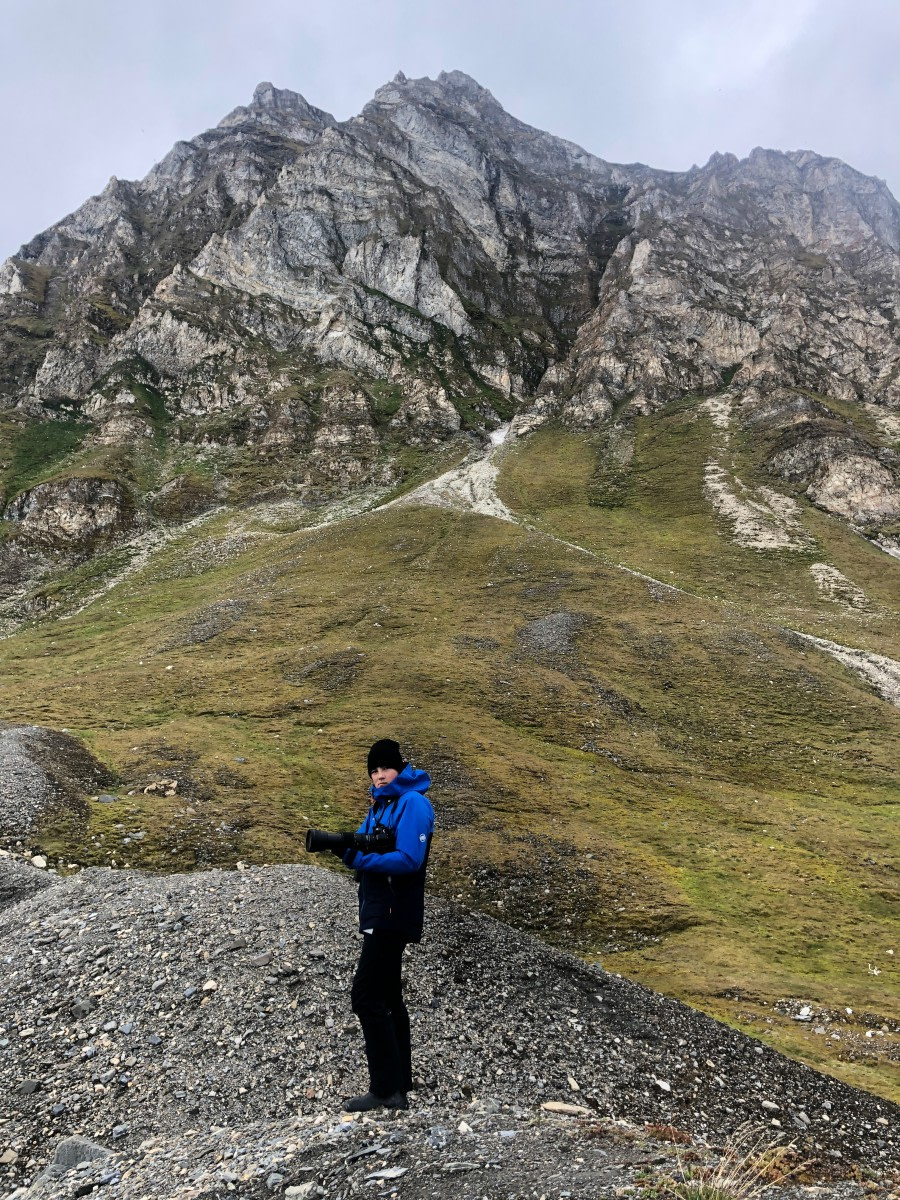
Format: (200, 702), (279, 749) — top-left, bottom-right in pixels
(517, 612), (589, 659)
(0, 725), (112, 837)
(0, 862), (897, 1198)
(0, 854), (58, 912)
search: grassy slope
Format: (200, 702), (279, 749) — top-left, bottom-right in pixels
(0, 404), (897, 1101)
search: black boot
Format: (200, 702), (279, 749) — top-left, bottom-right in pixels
(343, 1090), (408, 1113)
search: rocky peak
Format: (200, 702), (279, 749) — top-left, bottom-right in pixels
(217, 80), (336, 133)
(1, 71), (899, 559)
(688, 145), (900, 251)
(367, 68), (504, 120)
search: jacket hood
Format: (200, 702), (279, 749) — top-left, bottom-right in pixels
(370, 762), (431, 801)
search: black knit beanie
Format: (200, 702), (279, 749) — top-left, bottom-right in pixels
(367, 738), (405, 775)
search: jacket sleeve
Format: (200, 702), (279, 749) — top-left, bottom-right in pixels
(343, 793), (432, 875)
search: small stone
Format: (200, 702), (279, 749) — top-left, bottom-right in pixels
(49, 1136), (112, 1169)
(0, 1149), (18, 1164)
(250, 951), (273, 967)
(217, 937), (248, 955)
(761, 1100), (780, 1112)
(541, 1101), (589, 1115)
(18, 1079), (42, 1095)
(266, 1173), (285, 1190)
(653, 1078), (672, 1093)
(97, 795), (118, 804)
(72, 998), (95, 1018)
(30, 855), (47, 869)
(202, 980), (217, 992)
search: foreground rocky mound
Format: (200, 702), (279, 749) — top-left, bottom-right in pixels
(0, 864), (896, 1198)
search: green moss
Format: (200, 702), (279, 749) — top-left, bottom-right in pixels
(1, 417), (91, 500)
(1, 414), (898, 1101)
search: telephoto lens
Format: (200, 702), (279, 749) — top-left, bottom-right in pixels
(305, 829), (354, 854)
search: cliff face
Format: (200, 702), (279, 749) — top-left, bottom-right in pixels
(1, 70), (898, 543)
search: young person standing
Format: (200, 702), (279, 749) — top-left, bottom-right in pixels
(340, 739), (434, 1112)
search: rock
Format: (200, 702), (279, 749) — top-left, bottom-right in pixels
(46, 1136), (111, 1168)
(541, 1101), (589, 1115)
(0, 854), (57, 912)
(3, 477), (136, 552)
(29, 854), (47, 869)
(31, 1135), (112, 1189)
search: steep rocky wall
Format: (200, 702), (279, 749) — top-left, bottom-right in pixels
(1, 71), (898, 541)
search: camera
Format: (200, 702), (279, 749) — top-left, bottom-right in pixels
(305, 825), (396, 854)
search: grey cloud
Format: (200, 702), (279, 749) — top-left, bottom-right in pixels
(2, 0), (897, 259)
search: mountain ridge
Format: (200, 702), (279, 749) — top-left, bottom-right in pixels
(0, 73), (898, 1120)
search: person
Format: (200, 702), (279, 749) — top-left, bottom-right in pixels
(339, 738), (434, 1113)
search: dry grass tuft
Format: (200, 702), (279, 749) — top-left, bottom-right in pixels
(664, 1125), (813, 1199)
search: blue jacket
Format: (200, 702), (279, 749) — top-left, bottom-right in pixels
(343, 764), (434, 941)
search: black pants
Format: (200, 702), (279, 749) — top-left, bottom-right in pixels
(350, 931), (411, 1097)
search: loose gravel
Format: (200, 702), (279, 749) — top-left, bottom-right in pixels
(0, 862), (896, 1199)
(0, 725), (111, 838)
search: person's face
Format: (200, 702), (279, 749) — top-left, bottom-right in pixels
(370, 765), (399, 788)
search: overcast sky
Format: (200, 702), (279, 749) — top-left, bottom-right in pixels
(2, 0), (897, 260)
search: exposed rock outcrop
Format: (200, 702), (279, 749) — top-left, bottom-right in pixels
(3, 477), (135, 551)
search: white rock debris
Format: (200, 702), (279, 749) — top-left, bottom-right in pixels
(791, 632), (900, 706)
(703, 461), (810, 550)
(387, 425), (514, 521)
(809, 563), (869, 608)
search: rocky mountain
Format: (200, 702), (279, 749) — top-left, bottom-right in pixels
(2, 71), (898, 566)
(1, 72), (899, 1163)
